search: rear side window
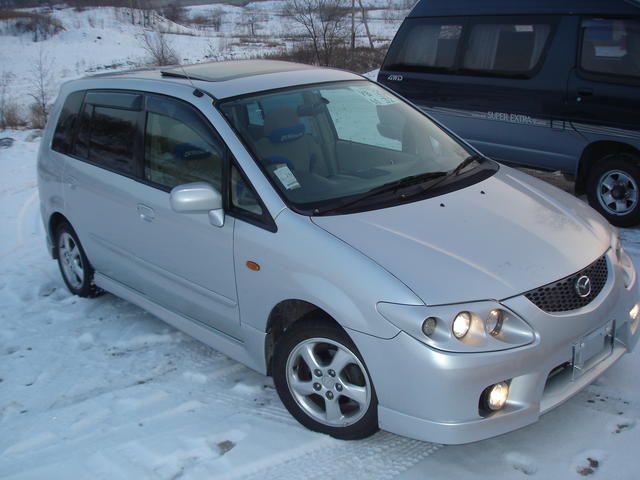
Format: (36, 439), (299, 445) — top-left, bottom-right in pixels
(52, 91), (84, 154)
(72, 91), (142, 175)
(463, 21), (551, 74)
(384, 18), (463, 70)
(580, 18), (640, 79)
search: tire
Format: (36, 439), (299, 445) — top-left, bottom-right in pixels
(55, 222), (101, 298)
(272, 317), (379, 440)
(587, 153), (640, 227)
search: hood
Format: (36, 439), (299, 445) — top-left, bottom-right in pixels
(311, 166), (612, 305)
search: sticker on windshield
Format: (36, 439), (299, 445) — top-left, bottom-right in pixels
(351, 86), (398, 106)
(274, 165), (301, 190)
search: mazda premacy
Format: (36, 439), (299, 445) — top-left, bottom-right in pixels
(38, 60), (640, 444)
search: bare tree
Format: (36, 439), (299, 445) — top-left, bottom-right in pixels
(0, 71), (12, 130)
(284, 0), (349, 66)
(357, 0), (374, 49)
(28, 48), (54, 129)
(141, 31), (178, 66)
(210, 8), (223, 32)
(242, 5), (264, 37)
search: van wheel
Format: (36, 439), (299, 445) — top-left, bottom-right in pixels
(55, 222), (101, 297)
(587, 154), (640, 227)
(272, 318), (379, 440)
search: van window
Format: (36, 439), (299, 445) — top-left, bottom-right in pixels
(144, 99), (223, 190)
(52, 91), (84, 154)
(463, 20), (551, 74)
(72, 103), (138, 175)
(580, 18), (640, 79)
(384, 18), (463, 70)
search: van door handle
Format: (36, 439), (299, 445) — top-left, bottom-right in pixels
(137, 204), (155, 222)
(578, 88), (594, 97)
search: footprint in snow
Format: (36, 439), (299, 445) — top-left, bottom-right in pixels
(217, 440), (235, 455)
(573, 451), (606, 477)
(610, 417), (636, 434)
(504, 452), (538, 476)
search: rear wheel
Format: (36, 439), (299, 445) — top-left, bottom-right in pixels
(587, 154), (640, 227)
(55, 222), (101, 297)
(272, 318), (378, 440)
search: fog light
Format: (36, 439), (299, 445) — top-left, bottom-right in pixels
(452, 311), (471, 339)
(486, 309), (504, 336)
(422, 317), (437, 337)
(486, 382), (509, 411)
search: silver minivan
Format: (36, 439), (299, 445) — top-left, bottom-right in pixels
(38, 60), (640, 444)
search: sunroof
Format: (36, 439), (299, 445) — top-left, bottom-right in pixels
(161, 60), (316, 82)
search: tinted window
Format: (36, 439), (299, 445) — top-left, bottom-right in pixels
(72, 101), (139, 175)
(52, 91), (84, 154)
(144, 99), (223, 190)
(581, 18), (640, 78)
(384, 18), (463, 70)
(89, 107), (138, 174)
(463, 21), (551, 74)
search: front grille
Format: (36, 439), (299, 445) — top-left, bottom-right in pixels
(525, 255), (609, 313)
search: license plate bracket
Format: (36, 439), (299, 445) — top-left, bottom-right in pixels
(572, 321), (615, 379)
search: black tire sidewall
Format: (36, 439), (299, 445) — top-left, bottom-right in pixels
(55, 222), (97, 298)
(587, 154), (640, 228)
(272, 318), (379, 440)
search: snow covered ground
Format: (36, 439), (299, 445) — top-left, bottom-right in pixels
(0, 130), (639, 479)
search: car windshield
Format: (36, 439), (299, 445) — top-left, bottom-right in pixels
(220, 80), (478, 212)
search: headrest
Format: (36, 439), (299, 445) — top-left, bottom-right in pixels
(264, 107), (305, 144)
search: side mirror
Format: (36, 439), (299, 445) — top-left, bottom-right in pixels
(170, 182), (225, 227)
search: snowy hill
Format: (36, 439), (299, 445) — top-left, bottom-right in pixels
(0, 3), (408, 125)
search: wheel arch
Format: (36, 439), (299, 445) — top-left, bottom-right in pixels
(48, 211), (71, 259)
(264, 299), (344, 376)
(575, 140), (640, 195)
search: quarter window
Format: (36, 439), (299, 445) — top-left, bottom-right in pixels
(580, 18), (640, 79)
(463, 21), (551, 74)
(144, 99), (223, 190)
(52, 91), (84, 154)
(230, 164), (263, 216)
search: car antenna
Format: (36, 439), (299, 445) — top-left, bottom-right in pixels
(177, 63), (204, 98)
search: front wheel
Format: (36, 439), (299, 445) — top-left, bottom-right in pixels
(272, 318), (379, 440)
(587, 154), (640, 227)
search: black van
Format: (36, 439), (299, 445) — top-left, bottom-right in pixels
(379, 0), (640, 226)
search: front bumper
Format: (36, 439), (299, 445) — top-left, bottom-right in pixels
(351, 251), (640, 444)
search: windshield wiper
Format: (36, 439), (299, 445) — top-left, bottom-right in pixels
(412, 154), (484, 196)
(314, 171), (447, 215)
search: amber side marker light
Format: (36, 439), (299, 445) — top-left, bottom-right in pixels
(246, 261), (261, 271)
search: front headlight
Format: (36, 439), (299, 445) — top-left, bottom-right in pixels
(377, 301), (535, 353)
(612, 231), (636, 288)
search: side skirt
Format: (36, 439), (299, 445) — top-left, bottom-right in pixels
(94, 272), (267, 374)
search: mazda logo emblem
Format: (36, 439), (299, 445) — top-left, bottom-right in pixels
(575, 275), (592, 298)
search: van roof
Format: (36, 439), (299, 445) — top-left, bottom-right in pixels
(85, 60), (361, 99)
(408, 0), (640, 17)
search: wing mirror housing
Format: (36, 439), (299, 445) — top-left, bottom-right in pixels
(170, 182), (224, 227)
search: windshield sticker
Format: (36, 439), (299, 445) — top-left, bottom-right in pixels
(274, 165), (301, 190)
(351, 86), (398, 106)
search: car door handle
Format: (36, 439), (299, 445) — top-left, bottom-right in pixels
(578, 88), (594, 97)
(66, 175), (78, 190)
(137, 204), (155, 222)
